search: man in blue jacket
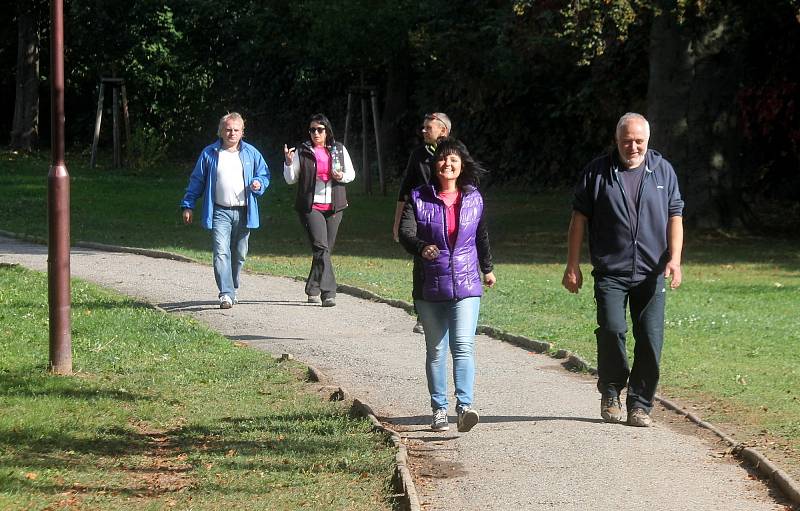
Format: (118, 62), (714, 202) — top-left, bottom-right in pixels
(181, 112), (270, 309)
(562, 112), (684, 427)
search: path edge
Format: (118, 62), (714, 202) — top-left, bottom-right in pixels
(306, 364), (421, 511)
(2, 232), (797, 509)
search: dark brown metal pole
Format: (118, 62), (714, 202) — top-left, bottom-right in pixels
(48, 0), (72, 375)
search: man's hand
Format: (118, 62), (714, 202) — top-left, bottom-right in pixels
(664, 261), (682, 289)
(182, 209), (193, 225)
(562, 265), (583, 293)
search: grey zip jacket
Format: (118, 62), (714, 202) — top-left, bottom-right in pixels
(572, 149), (684, 277)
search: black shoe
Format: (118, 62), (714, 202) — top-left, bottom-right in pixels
(322, 297), (336, 307)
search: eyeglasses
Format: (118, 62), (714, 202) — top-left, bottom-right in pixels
(422, 113), (448, 132)
(426, 113), (444, 124)
(308, 127), (326, 134)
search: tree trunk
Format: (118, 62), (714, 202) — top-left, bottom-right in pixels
(380, 46), (410, 176)
(647, 10), (743, 228)
(10, 4), (40, 151)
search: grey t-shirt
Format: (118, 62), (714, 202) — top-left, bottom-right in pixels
(618, 161), (645, 235)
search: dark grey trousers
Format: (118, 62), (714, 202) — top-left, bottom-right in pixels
(593, 273), (667, 413)
(299, 209), (342, 299)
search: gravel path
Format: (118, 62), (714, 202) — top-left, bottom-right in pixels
(1, 235), (789, 510)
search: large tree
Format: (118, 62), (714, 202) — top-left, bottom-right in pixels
(553, 0), (800, 228)
(10, 1), (42, 151)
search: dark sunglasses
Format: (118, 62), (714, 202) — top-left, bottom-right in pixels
(308, 127), (326, 134)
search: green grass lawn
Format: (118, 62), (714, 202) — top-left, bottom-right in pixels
(0, 263), (396, 510)
(2, 151), (799, 474)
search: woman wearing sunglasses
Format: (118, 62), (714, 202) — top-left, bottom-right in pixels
(399, 137), (496, 433)
(284, 113), (356, 307)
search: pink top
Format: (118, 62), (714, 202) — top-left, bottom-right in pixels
(438, 190), (461, 249)
(313, 146), (333, 211)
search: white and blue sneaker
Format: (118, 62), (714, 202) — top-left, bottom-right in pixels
(431, 408), (449, 431)
(219, 295), (233, 309)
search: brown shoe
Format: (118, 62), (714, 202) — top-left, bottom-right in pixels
(601, 395), (624, 423)
(627, 407), (653, 427)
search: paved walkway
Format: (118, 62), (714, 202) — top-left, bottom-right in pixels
(1, 235), (789, 510)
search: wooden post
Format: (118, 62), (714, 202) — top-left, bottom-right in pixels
(112, 85), (120, 168)
(370, 89), (385, 195)
(89, 81), (104, 168)
(361, 94), (370, 194)
(343, 91), (352, 147)
(121, 83), (131, 153)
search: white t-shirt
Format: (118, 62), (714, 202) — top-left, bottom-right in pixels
(214, 149), (246, 207)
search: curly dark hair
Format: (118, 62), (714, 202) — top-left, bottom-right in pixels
(432, 137), (487, 190)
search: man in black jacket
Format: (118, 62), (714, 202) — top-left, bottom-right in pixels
(392, 112), (452, 334)
(562, 112), (684, 427)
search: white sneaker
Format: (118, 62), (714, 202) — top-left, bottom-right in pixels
(457, 406), (479, 432)
(431, 408), (449, 431)
(219, 295), (233, 309)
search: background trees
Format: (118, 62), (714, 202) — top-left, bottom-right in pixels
(5, 0), (799, 229)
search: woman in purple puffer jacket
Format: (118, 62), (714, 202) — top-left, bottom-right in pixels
(399, 137), (496, 433)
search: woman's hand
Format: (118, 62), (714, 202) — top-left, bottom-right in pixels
(483, 271), (497, 288)
(421, 244), (439, 261)
(284, 144), (295, 165)
(250, 179), (261, 192)
(331, 169), (344, 181)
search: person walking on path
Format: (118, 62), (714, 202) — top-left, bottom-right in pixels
(562, 112), (684, 427)
(180, 112), (271, 309)
(399, 137), (496, 433)
(392, 112), (452, 334)
(283, 113), (356, 307)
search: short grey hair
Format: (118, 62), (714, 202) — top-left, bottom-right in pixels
(616, 112), (650, 138)
(425, 112), (452, 133)
(218, 112), (245, 137)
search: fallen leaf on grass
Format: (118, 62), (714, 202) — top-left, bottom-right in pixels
(24, 472), (37, 480)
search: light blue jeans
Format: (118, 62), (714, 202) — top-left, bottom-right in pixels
(415, 297), (481, 412)
(212, 206), (250, 299)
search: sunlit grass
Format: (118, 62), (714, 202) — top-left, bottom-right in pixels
(2, 150), (799, 472)
(0, 264), (395, 510)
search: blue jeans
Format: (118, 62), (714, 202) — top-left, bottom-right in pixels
(415, 297), (481, 412)
(212, 206), (250, 299)
(593, 273), (666, 413)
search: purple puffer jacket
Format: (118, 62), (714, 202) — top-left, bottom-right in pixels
(411, 185), (484, 301)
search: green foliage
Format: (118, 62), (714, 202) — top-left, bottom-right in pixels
(126, 124), (169, 170)
(4, 0), (799, 216)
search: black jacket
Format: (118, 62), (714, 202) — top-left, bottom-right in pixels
(396, 145), (434, 202)
(293, 141), (349, 213)
(572, 149), (684, 277)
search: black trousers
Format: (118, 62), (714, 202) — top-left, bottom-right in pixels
(593, 273), (666, 413)
(299, 209), (342, 299)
